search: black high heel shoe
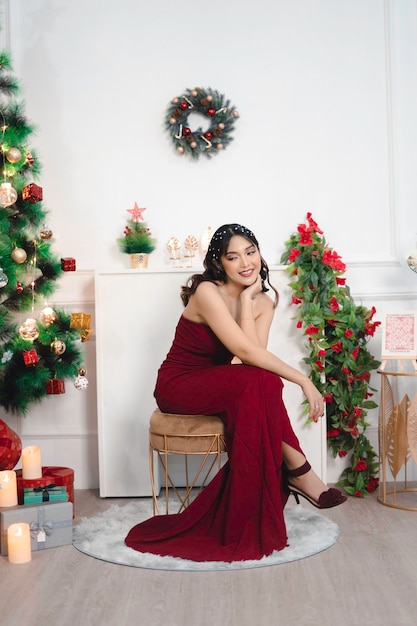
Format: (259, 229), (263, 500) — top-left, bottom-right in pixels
(286, 461), (347, 509)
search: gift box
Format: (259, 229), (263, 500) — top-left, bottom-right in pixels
(61, 257), (76, 271)
(46, 378), (65, 394)
(70, 312), (91, 329)
(22, 182), (43, 204)
(23, 349), (39, 366)
(23, 485), (68, 504)
(15, 467), (74, 516)
(0, 501), (73, 555)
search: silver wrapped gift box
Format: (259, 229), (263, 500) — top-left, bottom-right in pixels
(0, 501), (73, 555)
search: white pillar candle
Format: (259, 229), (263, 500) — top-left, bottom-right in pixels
(21, 445), (42, 479)
(0, 470), (18, 507)
(7, 523), (31, 564)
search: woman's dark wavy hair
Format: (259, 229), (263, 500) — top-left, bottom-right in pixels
(181, 223), (279, 307)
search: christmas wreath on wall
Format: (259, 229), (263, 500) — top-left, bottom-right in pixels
(165, 86), (239, 159)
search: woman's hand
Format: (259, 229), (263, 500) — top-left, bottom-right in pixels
(302, 379), (324, 422)
(241, 274), (263, 301)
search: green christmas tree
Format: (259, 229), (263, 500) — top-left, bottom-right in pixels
(0, 51), (85, 414)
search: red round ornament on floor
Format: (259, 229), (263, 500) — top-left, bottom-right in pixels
(0, 418), (22, 470)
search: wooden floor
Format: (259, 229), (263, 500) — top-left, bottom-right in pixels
(2, 487), (417, 626)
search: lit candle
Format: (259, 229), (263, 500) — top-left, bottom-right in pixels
(0, 470), (18, 507)
(7, 523), (31, 564)
(21, 445), (42, 479)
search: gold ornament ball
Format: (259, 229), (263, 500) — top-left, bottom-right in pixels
(79, 367), (87, 377)
(232, 110), (240, 118)
(191, 90), (198, 97)
(218, 123), (225, 130)
(6, 147), (22, 163)
(177, 146), (184, 154)
(216, 143), (224, 150)
(51, 339), (66, 355)
(18, 318), (39, 341)
(39, 306), (57, 326)
(169, 117), (177, 125)
(40, 225), (53, 240)
(207, 95), (213, 102)
(190, 141), (197, 149)
(11, 247), (27, 264)
(171, 97), (179, 104)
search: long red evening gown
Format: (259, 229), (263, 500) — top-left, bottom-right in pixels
(125, 315), (304, 562)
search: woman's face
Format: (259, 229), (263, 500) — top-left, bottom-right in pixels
(220, 235), (261, 285)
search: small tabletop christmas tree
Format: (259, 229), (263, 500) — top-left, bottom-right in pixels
(117, 203), (156, 267)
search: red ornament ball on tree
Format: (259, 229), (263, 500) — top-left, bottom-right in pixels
(204, 131), (213, 140)
(180, 101), (188, 110)
(207, 108), (216, 117)
(183, 127), (191, 136)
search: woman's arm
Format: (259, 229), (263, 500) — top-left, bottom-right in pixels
(189, 282), (324, 420)
(238, 274), (274, 348)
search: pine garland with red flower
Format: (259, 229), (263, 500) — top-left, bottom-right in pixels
(281, 213), (381, 497)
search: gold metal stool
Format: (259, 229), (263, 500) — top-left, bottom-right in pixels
(149, 408), (227, 515)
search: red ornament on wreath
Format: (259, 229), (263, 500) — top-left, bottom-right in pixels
(207, 108), (216, 117)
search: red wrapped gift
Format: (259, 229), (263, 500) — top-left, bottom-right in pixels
(15, 466), (75, 517)
(46, 378), (65, 394)
(23, 349), (39, 366)
(61, 257), (76, 271)
(22, 182), (43, 204)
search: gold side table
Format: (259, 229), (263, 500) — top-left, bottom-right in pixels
(378, 360), (417, 511)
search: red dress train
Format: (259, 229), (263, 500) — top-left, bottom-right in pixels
(125, 315), (304, 562)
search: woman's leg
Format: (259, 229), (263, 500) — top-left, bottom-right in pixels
(282, 442), (331, 502)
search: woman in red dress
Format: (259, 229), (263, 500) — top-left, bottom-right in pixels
(125, 224), (346, 562)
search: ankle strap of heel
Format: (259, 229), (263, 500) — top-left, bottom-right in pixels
(285, 460), (311, 478)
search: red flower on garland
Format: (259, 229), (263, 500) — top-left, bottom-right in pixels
(344, 329), (354, 338)
(330, 296), (339, 312)
(331, 341), (343, 353)
(327, 428), (341, 438)
(354, 459), (367, 472)
(322, 248), (346, 272)
(365, 477), (379, 492)
(338, 450), (348, 458)
(305, 324), (320, 335)
(306, 212), (324, 234)
(288, 247), (301, 262)
(297, 224), (313, 245)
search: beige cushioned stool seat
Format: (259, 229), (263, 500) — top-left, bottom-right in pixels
(149, 408), (227, 515)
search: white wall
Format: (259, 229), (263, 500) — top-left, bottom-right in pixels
(1, 0), (417, 488)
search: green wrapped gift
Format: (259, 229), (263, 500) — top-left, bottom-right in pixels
(23, 484), (68, 504)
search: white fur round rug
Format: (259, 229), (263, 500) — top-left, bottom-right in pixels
(72, 500), (339, 571)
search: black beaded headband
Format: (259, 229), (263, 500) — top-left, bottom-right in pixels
(208, 224), (256, 261)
